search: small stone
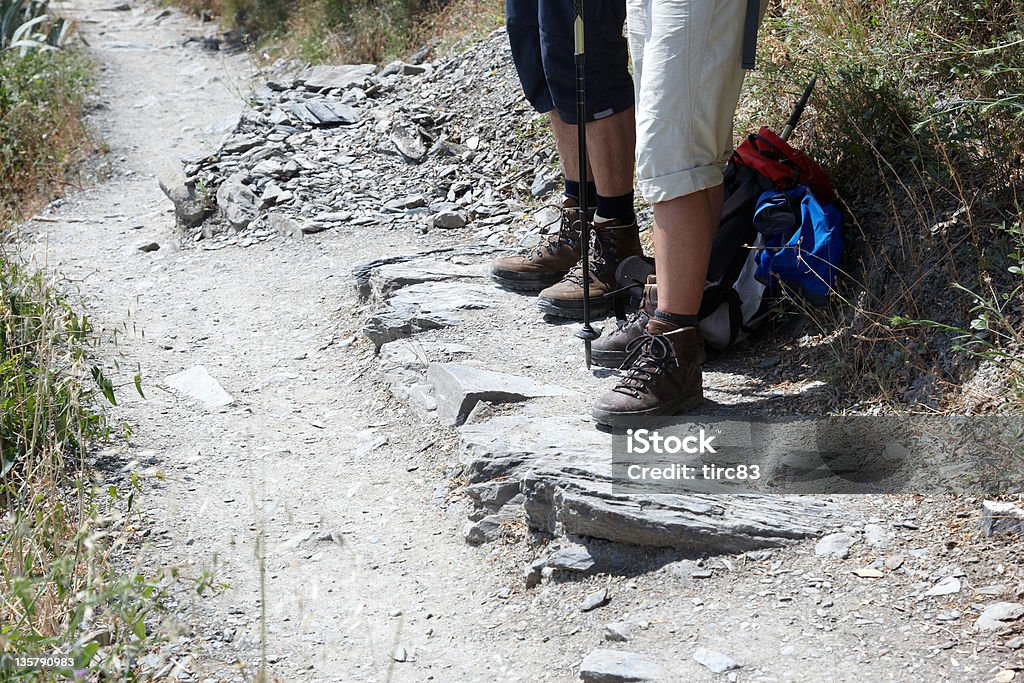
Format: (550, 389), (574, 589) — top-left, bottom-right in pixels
(1005, 637), (1023, 650)
(884, 554), (905, 570)
(924, 576), (961, 597)
(692, 647), (740, 674)
(390, 644), (407, 662)
(267, 213), (304, 238)
(165, 366), (233, 408)
(852, 567), (884, 579)
(976, 602), (1024, 631)
(815, 532), (855, 559)
(579, 648), (662, 683)
(604, 622), (636, 642)
(580, 589), (610, 612)
(547, 544), (596, 572)
(432, 210), (467, 229)
(524, 558), (546, 589)
(138, 242), (160, 252)
(995, 670), (1016, 683)
(863, 523), (889, 547)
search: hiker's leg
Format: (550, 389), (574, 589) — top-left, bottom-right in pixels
(550, 110), (635, 199)
(650, 185), (722, 315)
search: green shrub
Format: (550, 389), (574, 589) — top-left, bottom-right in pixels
(741, 0), (1024, 411)
(0, 48), (93, 227)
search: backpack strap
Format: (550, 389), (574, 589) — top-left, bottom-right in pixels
(742, 0), (761, 69)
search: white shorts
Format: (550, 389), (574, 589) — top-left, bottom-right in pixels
(628, 0), (764, 203)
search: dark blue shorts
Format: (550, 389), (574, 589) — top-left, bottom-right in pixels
(506, 0), (634, 124)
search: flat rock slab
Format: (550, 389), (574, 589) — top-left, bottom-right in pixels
(295, 64), (376, 91)
(459, 415), (838, 551)
(579, 649), (662, 683)
(427, 363), (575, 425)
(363, 282), (497, 351)
(165, 365), (233, 408)
(352, 246), (502, 301)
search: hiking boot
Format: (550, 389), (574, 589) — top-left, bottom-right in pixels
(490, 198), (584, 292)
(591, 318), (705, 426)
(591, 275), (657, 368)
(536, 215), (644, 319)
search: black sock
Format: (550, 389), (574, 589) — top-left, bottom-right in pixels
(596, 191), (635, 223)
(653, 309), (699, 329)
(564, 179), (597, 208)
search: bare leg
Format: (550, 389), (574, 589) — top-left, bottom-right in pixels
(549, 108), (635, 197)
(652, 183), (725, 315)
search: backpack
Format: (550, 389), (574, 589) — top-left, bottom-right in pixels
(612, 127), (842, 351)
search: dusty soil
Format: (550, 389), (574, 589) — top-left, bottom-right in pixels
(15, 0), (1024, 681)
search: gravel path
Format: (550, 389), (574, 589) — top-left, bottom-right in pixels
(17, 1), (1024, 681)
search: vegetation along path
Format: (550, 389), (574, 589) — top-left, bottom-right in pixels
(17, 0), (1024, 680)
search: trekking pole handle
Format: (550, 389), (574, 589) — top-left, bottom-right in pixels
(781, 75), (817, 142)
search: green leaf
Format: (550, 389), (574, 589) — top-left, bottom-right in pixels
(91, 366), (116, 405)
(133, 371), (145, 399)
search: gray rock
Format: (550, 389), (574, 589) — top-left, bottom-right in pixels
(362, 282), (495, 351)
(980, 500), (1024, 537)
(432, 210), (467, 229)
(158, 166), (211, 227)
(692, 647), (740, 674)
(221, 134), (261, 155)
(1006, 636), (1023, 650)
(138, 242), (160, 252)
(863, 523), (889, 547)
(815, 532), (855, 559)
(389, 644), (407, 662)
(165, 366), (233, 408)
(266, 213), (304, 238)
(924, 576), (961, 598)
(604, 622), (636, 643)
(547, 544), (596, 572)
(579, 649), (662, 683)
(216, 175), (258, 230)
(458, 415), (835, 551)
(463, 508), (517, 546)
(524, 557), (546, 589)
(290, 99), (359, 127)
(580, 588), (610, 612)
(975, 602), (1024, 631)
(295, 63), (376, 91)
(390, 120), (427, 162)
(426, 362), (574, 426)
(531, 171), (559, 198)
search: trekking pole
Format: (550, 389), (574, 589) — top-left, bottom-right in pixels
(780, 75), (817, 142)
(573, 0), (600, 369)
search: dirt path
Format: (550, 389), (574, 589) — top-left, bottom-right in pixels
(18, 1), (1024, 682)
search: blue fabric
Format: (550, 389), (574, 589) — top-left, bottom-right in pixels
(754, 186), (843, 305)
(505, 0), (634, 124)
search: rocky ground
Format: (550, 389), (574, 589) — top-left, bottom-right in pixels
(15, 0), (1024, 680)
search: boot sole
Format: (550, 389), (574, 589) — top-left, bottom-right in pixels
(591, 394), (705, 427)
(590, 349), (628, 368)
(537, 296), (610, 320)
(490, 269), (566, 293)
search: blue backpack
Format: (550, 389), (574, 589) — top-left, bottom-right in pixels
(752, 186), (843, 306)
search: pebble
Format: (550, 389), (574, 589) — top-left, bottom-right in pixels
(604, 622), (636, 642)
(692, 647), (740, 674)
(580, 588), (610, 613)
(815, 532), (855, 559)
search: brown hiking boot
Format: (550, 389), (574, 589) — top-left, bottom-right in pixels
(591, 318), (705, 426)
(536, 215), (644, 320)
(592, 275), (657, 368)
(490, 198), (583, 292)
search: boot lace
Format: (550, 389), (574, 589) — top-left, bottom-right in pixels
(613, 331), (681, 398)
(562, 232), (608, 286)
(523, 205), (580, 262)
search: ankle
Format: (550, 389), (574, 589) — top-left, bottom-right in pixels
(652, 309), (698, 329)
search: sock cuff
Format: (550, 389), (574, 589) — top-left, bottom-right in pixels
(653, 309), (699, 329)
